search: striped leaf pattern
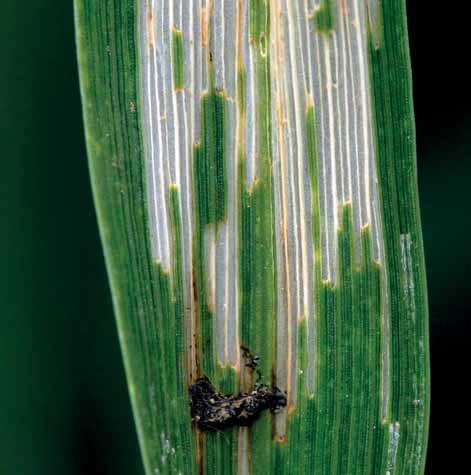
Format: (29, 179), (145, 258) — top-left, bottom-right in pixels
(75, 0), (429, 473)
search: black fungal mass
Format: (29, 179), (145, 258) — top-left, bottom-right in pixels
(189, 376), (287, 432)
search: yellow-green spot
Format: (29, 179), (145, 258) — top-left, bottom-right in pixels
(237, 67), (246, 114)
(306, 105), (321, 266)
(314, 0), (335, 34)
(194, 90), (227, 227)
(249, 0), (269, 42)
(172, 28), (184, 90)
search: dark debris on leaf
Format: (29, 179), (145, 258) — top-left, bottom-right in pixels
(189, 376), (287, 432)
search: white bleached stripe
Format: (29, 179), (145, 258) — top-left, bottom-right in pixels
(141, 0), (387, 422)
(269, 1), (387, 422)
(270, 0), (316, 436)
(270, 2), (289, 438)
(212, 0), (225, 89)
(386, 422), (401, 474)
(367, 0), (381, 49)
(225, 0), (239, 366)
(143, 0), (240, 370)
(245, 14), (257, 188)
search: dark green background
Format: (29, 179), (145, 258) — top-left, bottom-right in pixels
(1, 1), (468, 474)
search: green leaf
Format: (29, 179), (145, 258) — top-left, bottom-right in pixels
(75, 0), (429, 473)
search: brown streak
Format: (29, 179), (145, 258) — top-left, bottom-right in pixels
(191, 268), (203, 474)
(147, 7), (154, 48)
(197, 429), (203, 475)
(200, 7), (207, 47)
(191, 268), (201, 381)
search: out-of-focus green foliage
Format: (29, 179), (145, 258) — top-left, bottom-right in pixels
(0, 2), (141, 474)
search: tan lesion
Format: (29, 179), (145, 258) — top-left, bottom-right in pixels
(270, 0), (297, 440)
(147, 4), (154, 49)
(200, 3), (213, 49)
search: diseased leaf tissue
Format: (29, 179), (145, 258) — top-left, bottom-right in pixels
(190, 376), (286, 432)
(190, 347), (286, 432)
(75, 0), (430, 472)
